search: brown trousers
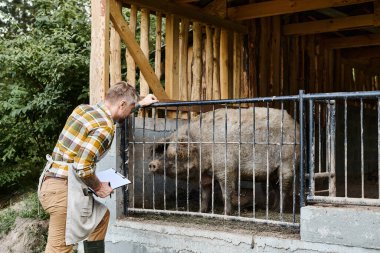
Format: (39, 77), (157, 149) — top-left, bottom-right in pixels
(39, 178), (110, 253)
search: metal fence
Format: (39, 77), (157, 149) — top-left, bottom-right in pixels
(121, 90), (380, 227)
(305, 91), (380, 206)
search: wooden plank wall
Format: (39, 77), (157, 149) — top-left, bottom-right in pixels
(111, 6), (378, 107)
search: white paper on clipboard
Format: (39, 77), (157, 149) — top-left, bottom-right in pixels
(96, 168), (131, 189)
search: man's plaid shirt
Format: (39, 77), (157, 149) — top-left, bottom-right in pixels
(46, 103), (115, 179)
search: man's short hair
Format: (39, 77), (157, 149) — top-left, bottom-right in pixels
(105, 81), (139, 105)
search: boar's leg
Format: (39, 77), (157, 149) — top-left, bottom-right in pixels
(278, 159), (295, 212)
(200, 174), (212, 213)
(216, 171), (236, 215)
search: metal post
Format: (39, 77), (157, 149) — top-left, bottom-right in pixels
(299, 90), (305, 207)
(122, 119), (128, 215)
(308, 100), (315, 198)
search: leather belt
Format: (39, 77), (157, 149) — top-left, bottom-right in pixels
(44, 176), (68, 181)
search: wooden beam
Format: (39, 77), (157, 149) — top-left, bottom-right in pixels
(323, 34), (380, 49)
(220, 28), (229, 99)
(212, 28), (221, 99)
(191, 22), (202, 101)
(126, 5), (137, 87)
(233, 32), (241, 98)
(375, 1), (380, 26)
(179, 19), (190, 101)
(202, 0), (227, 18)
(341, 46), (380, 59)
(165, 14), (180, 100)
(154, 12), (162, 79)
(90, 0), (110, 104)
(123, 0), (247, 33)
(110, 0), (122, 86)
(227, 0), (374, 20)
(284, 14), (377, 35)
(205, 26), (213, 100)
(110, 0), (169, 99)
(140, 8), (150, 97)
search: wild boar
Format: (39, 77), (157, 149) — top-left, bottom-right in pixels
(148, 107), (300, 215)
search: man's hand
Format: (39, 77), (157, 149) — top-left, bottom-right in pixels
(95, 182), (113, 198)
(139, 94), (159, 107)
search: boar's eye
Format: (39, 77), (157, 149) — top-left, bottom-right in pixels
(152, 142), (169, 155)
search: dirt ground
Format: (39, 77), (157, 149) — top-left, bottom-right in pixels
(125, 212), (300, 240)
(0, 217), (48, 253)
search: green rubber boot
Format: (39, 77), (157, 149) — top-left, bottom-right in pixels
(83, 240), (105, 253)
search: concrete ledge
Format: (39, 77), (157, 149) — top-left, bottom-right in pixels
(100, 219), (379, 253)
(301, 205), (380, 250)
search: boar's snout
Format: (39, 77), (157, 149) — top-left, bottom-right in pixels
(149, 160), (161, 173)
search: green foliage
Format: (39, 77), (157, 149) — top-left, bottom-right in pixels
(0, 0), (91, 189)
(20, 192), (49, 220)
(0, 208), (17, 236)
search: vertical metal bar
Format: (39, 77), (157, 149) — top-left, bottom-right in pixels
(187, 107), (191, 212)
(309, 100), (315, 198)
(122, 118), (128, 215)
(132, 114), (136, 208)
(378, 98), (380, 199)
(292, 101), (297, 223)
(299, 90), (305, 208)
(344, 98), (348, 198)
(142, 110), (146, 209)
(266, 102), (270, 219)
(238, 103), (242, 216)
(252, 105), (256, 218)
(326, 102), (331, 179)
(212, 105), (215, 214)
(279, 102), (284, 221)
(224, 104), (228, 215)
(164, 107), (168, 210)
(361, 99), (364, 198)
(199, 106), (203, 213)
(175, 107), (179, 211)
(153, 108), (157, 209)
(318, 104), (321, 174)
(330, 101), (336, 197)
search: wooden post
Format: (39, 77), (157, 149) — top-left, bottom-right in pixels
(259, 17), (270, 96)
(220, 28), (229, 99)
(155, 12), (162, 79)
(205, 26), (213, 100)
(187, 46), (193, 100)
(192, 22), (202, 101)
(126, 5), (137, 87)
(272, 16), (281, 96)
(233, 32), (241, 98)
(165, 14), (180, 100)
(90, 0), (110, 104)
(110, 0), (121, 86)
(140, 8), (150, 97)
(180, 19), (190, 101)
(213, 28), (221, 99)
(248, 20), (258, 98)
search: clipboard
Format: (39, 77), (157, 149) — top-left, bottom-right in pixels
(96, 168), (131, 190)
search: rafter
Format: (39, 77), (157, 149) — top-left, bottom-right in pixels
(123, 0), (247, 33)
(322, 34), (380, 49)
(284, 14), (377, 35)
(227, 0), (374, 20)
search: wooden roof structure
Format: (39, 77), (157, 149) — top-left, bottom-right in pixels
(89, 0), (380, 104)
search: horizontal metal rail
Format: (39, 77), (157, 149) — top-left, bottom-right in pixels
(128, 208), (300, 228)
